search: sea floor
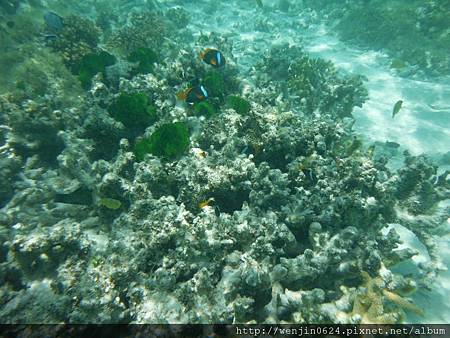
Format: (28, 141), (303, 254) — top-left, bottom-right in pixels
(1, 0), (449, 324)
(176, 0), (450, 323)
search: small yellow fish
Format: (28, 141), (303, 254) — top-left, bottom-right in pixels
(392, 100), (403, 118)
(192, 147), (208, 159)
(99, 197), (122, 210)
(199, 197), (215, 209)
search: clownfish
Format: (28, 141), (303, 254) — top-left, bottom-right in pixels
(199, 48), (226, 68)
(176, 85), (208, 105)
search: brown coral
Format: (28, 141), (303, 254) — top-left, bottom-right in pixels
(351, 271), (423, 324)
(48, 15), (100, 69)
(107, 12), (165, 55)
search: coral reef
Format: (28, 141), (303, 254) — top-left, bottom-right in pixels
(109, 92), (157, 132)
(48, 15), (101, 70)
(0, 0), (447, 326)
(127, 48), (158, 76)
(226, 95), (251, 115)
(134, 122), (190, 161)
(108, 12), (166, 54)
(75, 51), (116, 89)
(165, 7), (189, 29)
(255, 44), (368, 117)
(193, 101), (216, 119)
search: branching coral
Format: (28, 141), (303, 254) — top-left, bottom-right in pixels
(108, 12), (165, 54)
(256, 44), (368, 117)
(48, 15), (101, 70)
(350, 271), (423, 324)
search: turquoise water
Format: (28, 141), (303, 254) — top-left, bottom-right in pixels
(0, 0), (449, 324)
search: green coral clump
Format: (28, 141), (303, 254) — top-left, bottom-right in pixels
(202, 71), (225, 98)
(226, 95), (251, 115)
(74, 51), (116, 89)
(193, 101), (216, 118)
(127, 48), (158, 75)
(134, 122), (189, 161)
(109, 92), (157, 130)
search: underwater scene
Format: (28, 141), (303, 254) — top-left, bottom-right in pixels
(0, 0), (449, 325)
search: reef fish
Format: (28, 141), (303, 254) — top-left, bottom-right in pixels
(98, 197), (122, 210)
(385, 141), (400, 149)
(177, 85), (208, 105)
(199, 48), (226, 68)
(392, 100), (403, 118)
(199, 197), (215, 210)
(44, 12), (64, 32)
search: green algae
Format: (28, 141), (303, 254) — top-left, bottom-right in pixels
(75, 51), (116, 89)
(193, 101), (216, 118)
(134, 122), (189, 161)
(202, 71), (225, 98)
(109, 92), (157, 130)
(127, 47), (158, 75)
(226, 95), (251, 115)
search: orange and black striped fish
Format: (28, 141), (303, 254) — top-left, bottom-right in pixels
(176, 85), (209, 105)
(199, 48), (226, 68)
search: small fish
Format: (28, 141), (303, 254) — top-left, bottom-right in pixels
(256, 0), (263, 8)
(392, 100), (403, 118)
(192, 147), (208, 159)
(199, 197), (215, 210)
(199, 48), (226, 68)
(385, 141), (400, 149)
(54, 187), (93, 205)
(44, 12), (64, 32)
(98, 197), (122, 210)
(42, 33), (58, 41)
(6, 21), (15, 29)
(176, 85), (208, 105)
(428, 104), (450, 111)
(301, 168), (317, 185)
